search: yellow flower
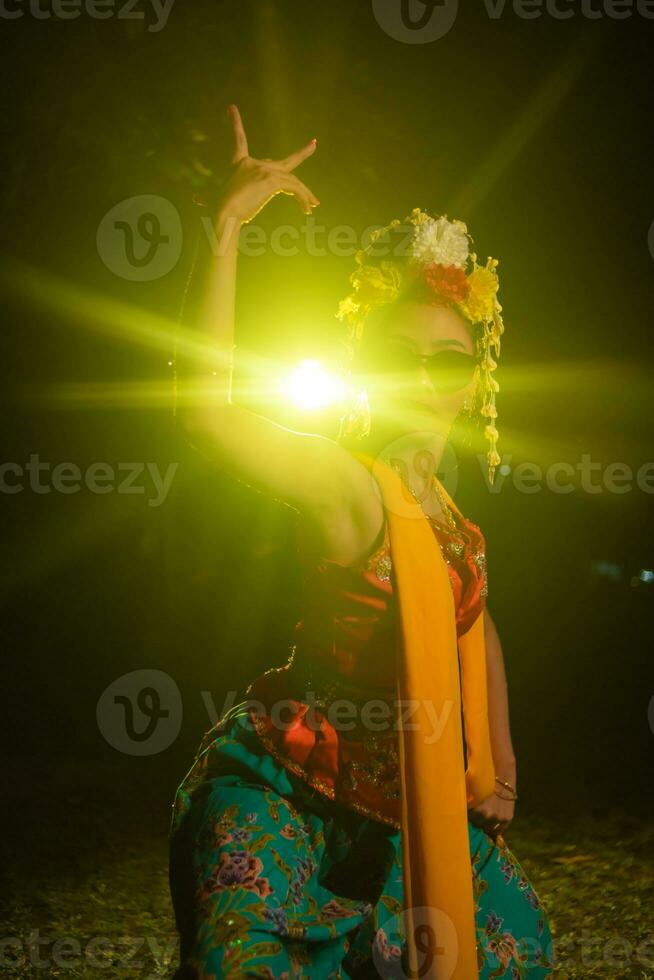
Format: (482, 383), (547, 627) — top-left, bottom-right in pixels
(458, 264), (499, 323)
(336, 295), (360, 323)
(481, 349), (498, 371)
(409, 208), (431, 226)
(351, 261), (403, 307)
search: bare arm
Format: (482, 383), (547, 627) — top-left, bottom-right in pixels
(177, 106), (382, 544)
(468, 607), (518, 836)
(484, 607), (517, 786)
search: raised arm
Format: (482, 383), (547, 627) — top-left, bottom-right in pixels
(177, 105), (382, 547)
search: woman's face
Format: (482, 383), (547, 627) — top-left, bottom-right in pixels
(359, 300), (478, 441)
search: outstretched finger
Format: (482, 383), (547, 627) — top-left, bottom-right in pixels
(228, 104), (249, 163)
(276, 172), (320, 215)
(276, 138), (317, 172)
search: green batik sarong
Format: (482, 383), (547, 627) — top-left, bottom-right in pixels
(169, 708), (555, 979)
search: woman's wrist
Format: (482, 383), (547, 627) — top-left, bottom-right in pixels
(494, 755), (517, 785)
(213, 209), (242, 250)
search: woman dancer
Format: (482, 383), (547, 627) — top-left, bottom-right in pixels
(169, 104), (554, 979)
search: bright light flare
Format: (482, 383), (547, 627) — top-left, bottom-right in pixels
(283, 359), (348, 411)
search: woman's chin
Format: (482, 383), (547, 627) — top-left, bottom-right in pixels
(385, 411), (450, 440)
(400, 404), (447, 430)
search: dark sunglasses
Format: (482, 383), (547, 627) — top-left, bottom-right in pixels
(365, 343), (478, 394)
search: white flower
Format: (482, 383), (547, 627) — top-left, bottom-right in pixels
(411, 216), (470, 268)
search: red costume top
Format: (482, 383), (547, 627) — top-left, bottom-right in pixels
(245, 506), (489, 828)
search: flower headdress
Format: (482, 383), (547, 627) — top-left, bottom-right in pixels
(336, 208), (505, 484)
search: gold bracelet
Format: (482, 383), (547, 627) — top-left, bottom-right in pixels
(495, 776), (518, 801)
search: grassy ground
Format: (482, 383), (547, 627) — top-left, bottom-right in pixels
(1, 756), (652, 979)
(508, 811), (654, 979)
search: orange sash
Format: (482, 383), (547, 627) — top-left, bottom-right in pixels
(353, 451), (496, 979)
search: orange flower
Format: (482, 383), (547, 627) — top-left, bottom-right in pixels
(422, 263), (470, 305)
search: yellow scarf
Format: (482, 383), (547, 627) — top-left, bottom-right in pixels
(353, 451), (496, 979)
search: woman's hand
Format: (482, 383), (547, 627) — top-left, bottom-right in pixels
(468, 769), (517, 840)
(215, 104), (320, 226)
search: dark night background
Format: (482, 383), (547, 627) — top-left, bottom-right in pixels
(1, 1), (653, 976)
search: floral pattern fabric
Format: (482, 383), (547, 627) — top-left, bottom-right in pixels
(169, 709), (554, 978)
